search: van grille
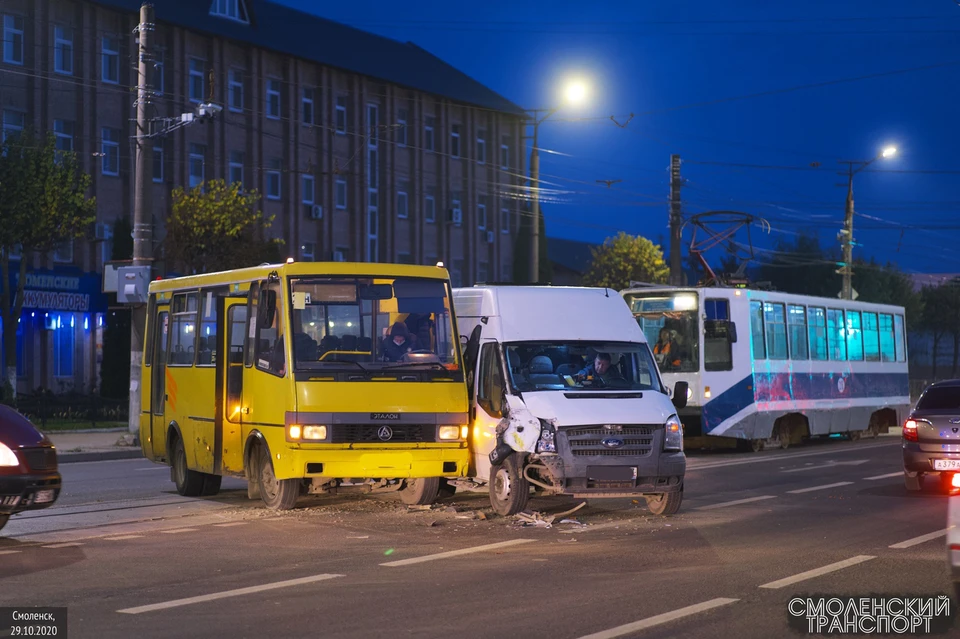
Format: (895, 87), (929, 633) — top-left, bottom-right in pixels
(331, 425), (431, 444)
(564, 426), (654, 457)
(21, 447), (58, 471)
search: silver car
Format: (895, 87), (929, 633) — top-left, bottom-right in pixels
(903, 380), (960, 492)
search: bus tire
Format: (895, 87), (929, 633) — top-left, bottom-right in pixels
(646, 488), (683, 516)
(257, 447), (299, 510)
(399, 478), (441, 506)
(904, 470), (924, 492)
(200, 474), (222, 496)
(489, 456), (529, 517)
(0, 514), (8, 533)
(172, 436), (205, 497)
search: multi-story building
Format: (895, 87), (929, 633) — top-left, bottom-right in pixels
(0, 0), (527, 395)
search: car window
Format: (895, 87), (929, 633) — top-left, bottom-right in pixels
(916, 387), (960, 411)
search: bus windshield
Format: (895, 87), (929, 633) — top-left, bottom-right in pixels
(289, 276), (459, 372)
(627, 293), (699, 373)
(503, 341), (662, 393)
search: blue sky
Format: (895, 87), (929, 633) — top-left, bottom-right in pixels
(279, 0), (960, 275)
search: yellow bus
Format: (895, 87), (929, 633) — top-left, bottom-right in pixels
(138, 261), (470, 509)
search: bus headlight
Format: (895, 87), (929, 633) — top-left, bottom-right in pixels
(302, 425), (327, 440)
(664, 415), (683, 452)
(439, 426), (463, 440)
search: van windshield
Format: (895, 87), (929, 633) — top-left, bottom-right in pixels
(503, 341), (662, 393)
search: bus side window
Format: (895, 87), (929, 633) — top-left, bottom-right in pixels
(198, 290), (218, 367)
(477, 344), (504, 418)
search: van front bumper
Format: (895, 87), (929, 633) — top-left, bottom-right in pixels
(538, 449), (686, 498)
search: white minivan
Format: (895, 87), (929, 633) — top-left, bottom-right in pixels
(453, 285), (689, 516)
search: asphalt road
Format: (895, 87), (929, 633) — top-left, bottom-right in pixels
(0, 437), (953, 639)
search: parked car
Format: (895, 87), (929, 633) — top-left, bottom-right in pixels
(903, 380), (960, 492)
(0, 404), (61, 532)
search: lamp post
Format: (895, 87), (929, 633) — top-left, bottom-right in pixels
(528, 79), (588, 283)
(838, 145), (897, 300)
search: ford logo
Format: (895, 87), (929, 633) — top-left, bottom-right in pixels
(601, 438), (624, 449)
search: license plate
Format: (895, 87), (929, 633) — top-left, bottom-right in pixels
(33, 489), (55, 504)
(587, 466), (638, 481)
(934, 460), (960, 471)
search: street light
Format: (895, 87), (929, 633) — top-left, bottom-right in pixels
(528, 77), (590, 283)
(838, 145), (897, 300)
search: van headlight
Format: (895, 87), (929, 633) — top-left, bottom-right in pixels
(536, 421), (556, 453)
(664, 415), (683, 452)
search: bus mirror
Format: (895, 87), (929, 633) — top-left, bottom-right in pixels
(672, 381), (689, 409)
(359, 283), (393, 300)
(258, 289), (277, 329)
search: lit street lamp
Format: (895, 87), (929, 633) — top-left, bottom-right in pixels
(528, 78), (589, 283)
(838, 145), (897, 300)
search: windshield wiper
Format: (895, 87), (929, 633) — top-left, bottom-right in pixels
(381, 361), (453, 375)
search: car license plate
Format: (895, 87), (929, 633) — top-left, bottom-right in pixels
(934, 460), (960, 471)
(587, 466), (638, 481)
(33, 489), (55, 503)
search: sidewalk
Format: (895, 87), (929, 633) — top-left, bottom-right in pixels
(45, 428), (144, 464)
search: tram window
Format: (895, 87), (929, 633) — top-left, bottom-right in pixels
(846, 311), (864, 361)
(787, 305), (808, 360)
(808, 307), (827, 361)
(894, 315), (906, 362)
(878, 314), (895, 362)
(705, 299), (729, 320)
(750, 301), (765, 359)
(862, 312), (880, 362)
(763, 302), (787, 360)
(826, 309), (846, 361)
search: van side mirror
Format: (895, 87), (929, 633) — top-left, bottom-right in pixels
(672, 381), (689, 409)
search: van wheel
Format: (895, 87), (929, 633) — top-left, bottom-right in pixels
(172, 436), (204, 497)
(200, 474), (222, 497)
(904, 470), (925, 492)
(489, 456), (529, 517)
(646, 488), (683, 516)
(0, 514), (8, 532)
(258, 446), (299, 510)
(399, 478), (441, 506)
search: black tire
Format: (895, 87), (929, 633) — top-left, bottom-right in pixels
(399, 477), (441, 506)
(488, 456), (529, 517)
(750, 439), (764, 453)
(904, 470), (924, 492)
(200, 473), (222, 496)
(258, 446), (299, 510)
(646, 488), (683, 516)
(0, 513), (9, 533)
(172, 436), (205, 497)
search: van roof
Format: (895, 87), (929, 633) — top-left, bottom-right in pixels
(453, 285), (647, 344)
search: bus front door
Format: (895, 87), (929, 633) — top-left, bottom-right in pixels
(150, 310), (170, 460)
(220, 299), (247, 473)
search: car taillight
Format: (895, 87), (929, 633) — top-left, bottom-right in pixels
(903, 419), (919, 442)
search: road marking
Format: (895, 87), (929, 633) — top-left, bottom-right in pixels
(782, 460), (869, 473)
(117, 573), (344, 614)
(759, 555), (875, 589)
(0, 550), (21, 555)
(688, 442), (894, 471)
(576, 598), (740, 639)
(213, 522), (248, 528)
(889, 528), (951, 549)
(105, 535), (144, 541)
(160, 528), (197, 534)
(787, 482), (854, 494)
(42, 542), (83, 549)
(695, 496), (777, 511)
(135, 467), (169, 471)
(380, 539), (535, 567)
(864, 472), (902, 481)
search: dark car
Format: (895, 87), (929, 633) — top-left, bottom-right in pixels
(903, 380), (960, 492)
(0, 404), (61, 532)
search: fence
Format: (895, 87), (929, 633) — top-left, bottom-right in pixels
(12, 392), (129, 430)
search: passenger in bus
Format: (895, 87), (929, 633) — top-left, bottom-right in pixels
(653, 328), (681, 370)
(382, 322), (415, 362)
(574, 352), (623, 385)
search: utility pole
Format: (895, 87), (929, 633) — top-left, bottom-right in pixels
(840, 164), (855, 300)
(529, 117), (542, 284)
(669, 154), (683, 286)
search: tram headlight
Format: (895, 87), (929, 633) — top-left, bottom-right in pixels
(664, 415), (683, 452)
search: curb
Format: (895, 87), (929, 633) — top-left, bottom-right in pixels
(58, 450), (145, 464)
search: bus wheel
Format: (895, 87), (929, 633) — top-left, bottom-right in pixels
(172, 436), (205, 497)
(904, 470), (924, 492)
(200, 474), (222, 497)
(399, 478), (441, 506)
(257, 447), (299, 510)
(646, 488), (683, 516)
(0, 514), (8, 532)
(489, 456), (529, 517)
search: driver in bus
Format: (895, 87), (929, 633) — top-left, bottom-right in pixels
(653, 328), (681, 371)
(574, 352), (623, 385)
(382, 322), (414, 362)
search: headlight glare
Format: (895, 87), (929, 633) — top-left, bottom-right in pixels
(302, 425), (327, 440)
(664, 415), (683, 452)
(0, 442), (18, 467)
(439, 426), (461, 440)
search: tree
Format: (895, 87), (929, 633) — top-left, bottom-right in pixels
(99, 216), (132, 400)
(512, 204), (553, 284)
(0, 131), (96, 402)
(582, 232), (669, 291)
(754, 234), (839, 297)
(851, 257), (922, 331)
(164, 180), (283, 275)
(919, 283), (958, 379)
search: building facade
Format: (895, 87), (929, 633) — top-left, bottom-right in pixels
(0, 0), (527, 394)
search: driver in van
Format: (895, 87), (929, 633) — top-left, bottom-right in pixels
(382, 322), (414, 362)
(574, 352), (622, 385)
(653, 328), (681, 370)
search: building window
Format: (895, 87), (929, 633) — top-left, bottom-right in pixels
(335, 177), (347, 209)
(266, 159), (282, 200)
(367, 147), (379, 190)
(210, 0), (250, 23)
(787, 304), (808, 360)
(335, 97), (346, 134)
(3, 15), (24, 66)
(152, 145), (163, 183)
(228, 69), (243, 112)
(333, 247), (348, 262)
(397, 253), (414, 265)
(477, 131), (486, 164)
(53, 315), (75, 377)
(54, 25), (73, 75)
(396, 108), (408, 146)
(101, 128), (120, 176)
(302, 88), (315, 125)
(424, 187), (436, 223)
(397, 181), (409, 219)
(228, 151), (244, 187)
(366, 103), (379, 148)
(501, 136), (510, 169)
(366, 207), (379, 262)
(266, 79), (281, 119)
(189, 143), (205, 188)
(153, 50), (164, 95)
(54, 119), (74, 153)
(53, 241), (73, 263)
(300, 241), (316, 261)
(477, 196), (487, 230)
(451, 192), (462, 226)
(500, 203), (510, 234)
(189, 58), (205, 103)
(102, 36), (119, 84)
(424, 115), (435, 151)
(477, 261), (489, 284)
(450, 259), (464, 288)
(450, 124), (461, 158)
(302, 174), (315, 205)
(2, 109), (23, 142)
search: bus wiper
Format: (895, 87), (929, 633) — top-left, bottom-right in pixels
(381, 361), (452, 374)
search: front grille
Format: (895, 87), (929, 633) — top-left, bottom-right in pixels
(330, 424), (431, 444)
(566, 426), (653, 437)
(21, 447), (58, 471)
(572, 448), (651, 457)
(564, 426), (654, 457)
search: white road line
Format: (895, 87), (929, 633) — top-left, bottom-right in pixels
(213, 522), (248, 528)
(695, 496), (777, 511)
(0, 550), (21, 555)
(759, 555), (875, 589)
(787, 482), (854, 494)
(42, 542), (83, 549)
(782, 460), (868, 473)
(135, 467), (169, 471)
(105, 535), (145, 541)
(576, 598), (740, 639)
(889, 528), (951, 549)
(160, 528), (197, 534)
(380, 539), (535, 567)
(864, 472), (902, 481)
(117, 574), (344, 614)
(688, 442), (895, 471)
